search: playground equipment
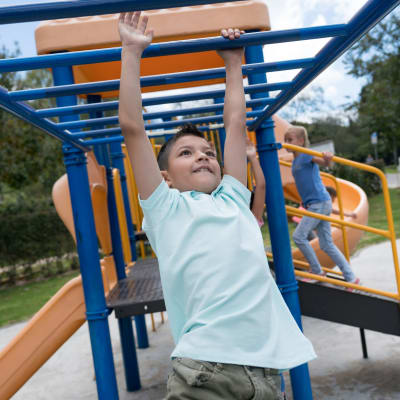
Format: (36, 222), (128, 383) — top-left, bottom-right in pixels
(0, 1), (400, 400)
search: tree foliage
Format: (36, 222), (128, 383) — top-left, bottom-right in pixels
(0, 44), (65, 193)
(345, 12), (400, 164)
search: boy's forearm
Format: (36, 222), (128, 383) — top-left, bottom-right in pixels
(249, 156), (266, 188)
(119, 47), (145, 135)
(223, 60), (246, 133)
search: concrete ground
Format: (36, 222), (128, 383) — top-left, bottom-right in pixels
(1, 239), (400, 400)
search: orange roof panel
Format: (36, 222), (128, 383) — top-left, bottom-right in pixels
(35, 1), (270, 97)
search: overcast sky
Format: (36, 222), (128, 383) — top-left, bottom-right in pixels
(0, 0), (381, 120)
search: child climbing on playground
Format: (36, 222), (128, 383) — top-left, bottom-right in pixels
(118, 11), (315, 399)
(284, 125), (360, 286)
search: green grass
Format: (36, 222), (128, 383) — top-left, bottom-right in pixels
(385, 165), (399, 174)
(0, 270), (79, 328)
(357, 188), (400, 249)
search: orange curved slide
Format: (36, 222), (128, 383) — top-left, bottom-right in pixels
(0, 277), (86, 400)
(273, 115), (369, 269)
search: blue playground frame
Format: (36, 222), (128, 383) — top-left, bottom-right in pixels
(1, 1), (399, 399)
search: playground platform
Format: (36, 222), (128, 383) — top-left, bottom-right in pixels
(2, 239), (400, 400)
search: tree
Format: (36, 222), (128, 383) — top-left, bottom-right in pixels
(0, 44), (65, 194)
(345, 12), (400, 164)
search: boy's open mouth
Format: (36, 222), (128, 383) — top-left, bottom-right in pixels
(193, 166), (213, 173)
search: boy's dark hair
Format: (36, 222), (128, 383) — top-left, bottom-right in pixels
(326, 186), (337, 199)
(157, 123), (205, 171)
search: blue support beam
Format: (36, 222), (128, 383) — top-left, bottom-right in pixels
(0, 26), (345, 72)
(245, 44), (313, 400)
(53, 65), (120, 399)
(0, 0), (244, 24)
(35, 82), (290, 119)
(9, 59), (313, 101)
(56, 98), (272, 131)
(62, 144), (119, 400)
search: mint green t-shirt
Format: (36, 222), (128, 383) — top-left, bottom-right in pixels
(139, 175), (316, 369)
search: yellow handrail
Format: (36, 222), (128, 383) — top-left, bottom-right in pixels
(281, 143), (400, 301)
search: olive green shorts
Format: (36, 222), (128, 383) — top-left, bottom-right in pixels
(165, 357), (283, 400)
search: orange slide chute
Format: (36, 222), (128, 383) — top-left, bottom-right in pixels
(0, 277), (86, 400)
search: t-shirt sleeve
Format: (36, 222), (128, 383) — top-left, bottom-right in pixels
(300, 153), (313, 164)
(218, 175), (251, 207)
(139, 180), (178, 228)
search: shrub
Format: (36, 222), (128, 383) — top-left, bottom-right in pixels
(331, 159), (385, 196)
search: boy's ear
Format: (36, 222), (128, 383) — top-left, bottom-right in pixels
(161, 170), (173, 188)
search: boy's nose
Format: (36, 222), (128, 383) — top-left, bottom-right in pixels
(196, 151), (208, 161)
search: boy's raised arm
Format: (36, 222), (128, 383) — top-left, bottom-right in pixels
(218, 29), (247, 186)
(118, 12), (163, 199)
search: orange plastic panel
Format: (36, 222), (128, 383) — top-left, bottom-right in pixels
(35, 2), (270, 97)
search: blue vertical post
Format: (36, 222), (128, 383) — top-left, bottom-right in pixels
(87, 94), (109, 166)
(110, 139), (149, 349)
(244, 45), (313, 400)
(88, 108), (142, 391)
(105, 160), (141, 390)
(214, 97), (226, 159)
(53, 65), (119, 399)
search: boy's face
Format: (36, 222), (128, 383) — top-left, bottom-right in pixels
(284, 132), (304, 151)
(162, 135), (221, 193)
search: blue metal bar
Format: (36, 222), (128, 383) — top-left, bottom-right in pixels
(245, 44), (313, 400)
(35, 82), (290, 118)
(73, 110), (258, 140)
(56, 98), (272, 131)
(249, 0), (400, 131)
(62, 144), (119, 400)
(10, 59), (313, 101)
(0, 87), (87, 151)
(0, 0), (244, 24)
(0, 25), (345, 72)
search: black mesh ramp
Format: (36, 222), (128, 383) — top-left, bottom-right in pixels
(107, 258), (166, 318)
(298, 280), (400, 336)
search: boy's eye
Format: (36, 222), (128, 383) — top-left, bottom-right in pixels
(180, 149), (191, 156)
(206, 151), (216, 157)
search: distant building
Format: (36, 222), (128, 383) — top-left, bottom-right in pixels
(310, 139), (335, 154)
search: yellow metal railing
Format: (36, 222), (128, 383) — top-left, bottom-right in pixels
(278, 143), (400, 300)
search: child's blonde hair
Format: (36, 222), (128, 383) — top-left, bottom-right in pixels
(285, 125), (310, 148)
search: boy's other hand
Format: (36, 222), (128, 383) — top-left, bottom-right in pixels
(246, 138), (257, 160)
(218, 28), (244, 64)
(322, 151), (333, 162)
(119, 11), (154, 55)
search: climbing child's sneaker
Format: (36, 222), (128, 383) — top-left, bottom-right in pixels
(346, 277), (361, 292)
(300, 271), (326, 284)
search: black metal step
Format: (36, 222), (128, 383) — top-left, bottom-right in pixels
(107, 258), (165, 318)
(298, 279), (400, 336)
